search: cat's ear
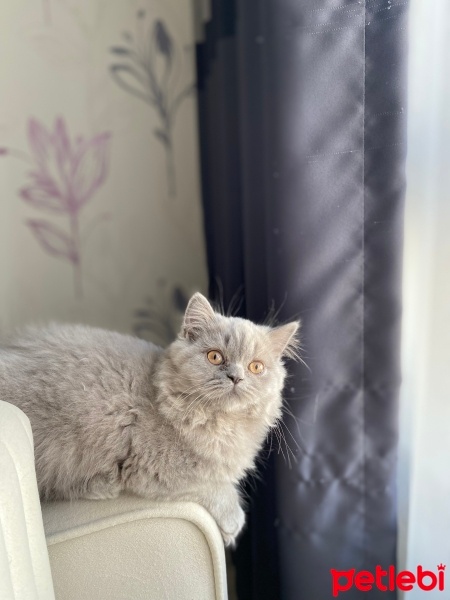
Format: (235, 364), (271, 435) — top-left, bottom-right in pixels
(181, 293), (216, 341)
(268, 321), (301, 359)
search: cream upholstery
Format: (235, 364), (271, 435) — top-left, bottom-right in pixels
(0, 400), (228, 600)
(0, 401), (55, 600)
(42, 495), (228, 600)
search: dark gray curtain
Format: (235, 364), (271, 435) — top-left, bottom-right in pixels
(196, 1), (408, 599)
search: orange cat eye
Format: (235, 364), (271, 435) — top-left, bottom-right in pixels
(207, 350), (224, 365)
(248, 361), (265, 374)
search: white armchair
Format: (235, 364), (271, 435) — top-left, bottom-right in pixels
(0, 400), (55, 600)
(0, 401), (228, 600)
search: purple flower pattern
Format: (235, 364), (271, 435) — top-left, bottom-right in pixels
(19, 117), (111, 297)
(110, 13), (194, 197)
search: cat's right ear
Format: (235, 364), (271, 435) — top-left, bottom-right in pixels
(181, 292), (216, 341)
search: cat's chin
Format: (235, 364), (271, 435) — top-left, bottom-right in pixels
(206, 385), (240, 403)
(222, 386), (249, 403)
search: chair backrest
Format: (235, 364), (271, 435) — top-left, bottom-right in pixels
(0, 400), (55, 600)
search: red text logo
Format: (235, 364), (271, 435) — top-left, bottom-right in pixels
(330, 564), (445, 597)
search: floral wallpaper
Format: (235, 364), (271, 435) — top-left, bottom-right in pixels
(0, 0), (207, 344)
(110, 12), (193, 197)
(4, 117), (111, 298)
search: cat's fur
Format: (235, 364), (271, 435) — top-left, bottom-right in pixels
(0, 293), (299, 545)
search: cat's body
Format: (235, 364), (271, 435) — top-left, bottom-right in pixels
(0, 293), (299, 545)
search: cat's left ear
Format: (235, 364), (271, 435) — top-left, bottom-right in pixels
(181, 292), (216, 341)
(268, 321), (301, 359)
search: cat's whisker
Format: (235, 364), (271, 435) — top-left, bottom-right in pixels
(278, 425), (297, 467)
(282, 404), (305, 425)
(181, 388), (210, 414)
(276, 423), (291, 468)
(175, 382), (207, 401)
(181, 383), (223, 421)
(236, 481), (251, 505)
(266, 428), (274, 458)
(226, 285), (244, 317)
(296, 354), (311, 373)
(281, 406), (308, 453)
(183, 392), (208, 420)
(175, 381), (221, 407)
(272, 420), (297, 469)
(263, 292), (288, 327)
(212, 277), (225, 315)
(273, 426), (284, 459)
(280, 411), (306, 454)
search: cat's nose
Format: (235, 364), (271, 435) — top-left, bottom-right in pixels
(227, 374), (243, 385)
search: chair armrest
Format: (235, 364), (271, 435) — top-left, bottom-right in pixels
(41, 495), (228, 600)
(0, 401), (55, 600)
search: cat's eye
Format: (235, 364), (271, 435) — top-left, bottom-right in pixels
(249, 360), (265, 374)
(207, 350), (224, 365)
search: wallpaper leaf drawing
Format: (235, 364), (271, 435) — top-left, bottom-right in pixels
(133, 281), (189, 345)
(110, 11), (194, 197)
(2, 117), (112, 298)
(26, 220), (77, 261)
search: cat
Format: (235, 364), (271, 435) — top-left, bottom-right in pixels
(0, 292), (299, 546)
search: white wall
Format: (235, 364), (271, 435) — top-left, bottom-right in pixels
(398, 0), (450, 594)
(0, 0), (207, 344)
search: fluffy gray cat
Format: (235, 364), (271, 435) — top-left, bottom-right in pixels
(0, 293), (299, 546)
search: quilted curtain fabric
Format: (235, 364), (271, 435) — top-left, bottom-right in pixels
(196, 0), (408, 598)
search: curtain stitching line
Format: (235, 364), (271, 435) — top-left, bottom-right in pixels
(362, 0), (367, 569)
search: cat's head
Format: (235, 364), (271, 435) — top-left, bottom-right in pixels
(159, 293), (300, 425)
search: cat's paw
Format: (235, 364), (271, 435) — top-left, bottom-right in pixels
(81, 476), (121, 500)
(82, 487), (120, 500)
(218, 503), (246, 547)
